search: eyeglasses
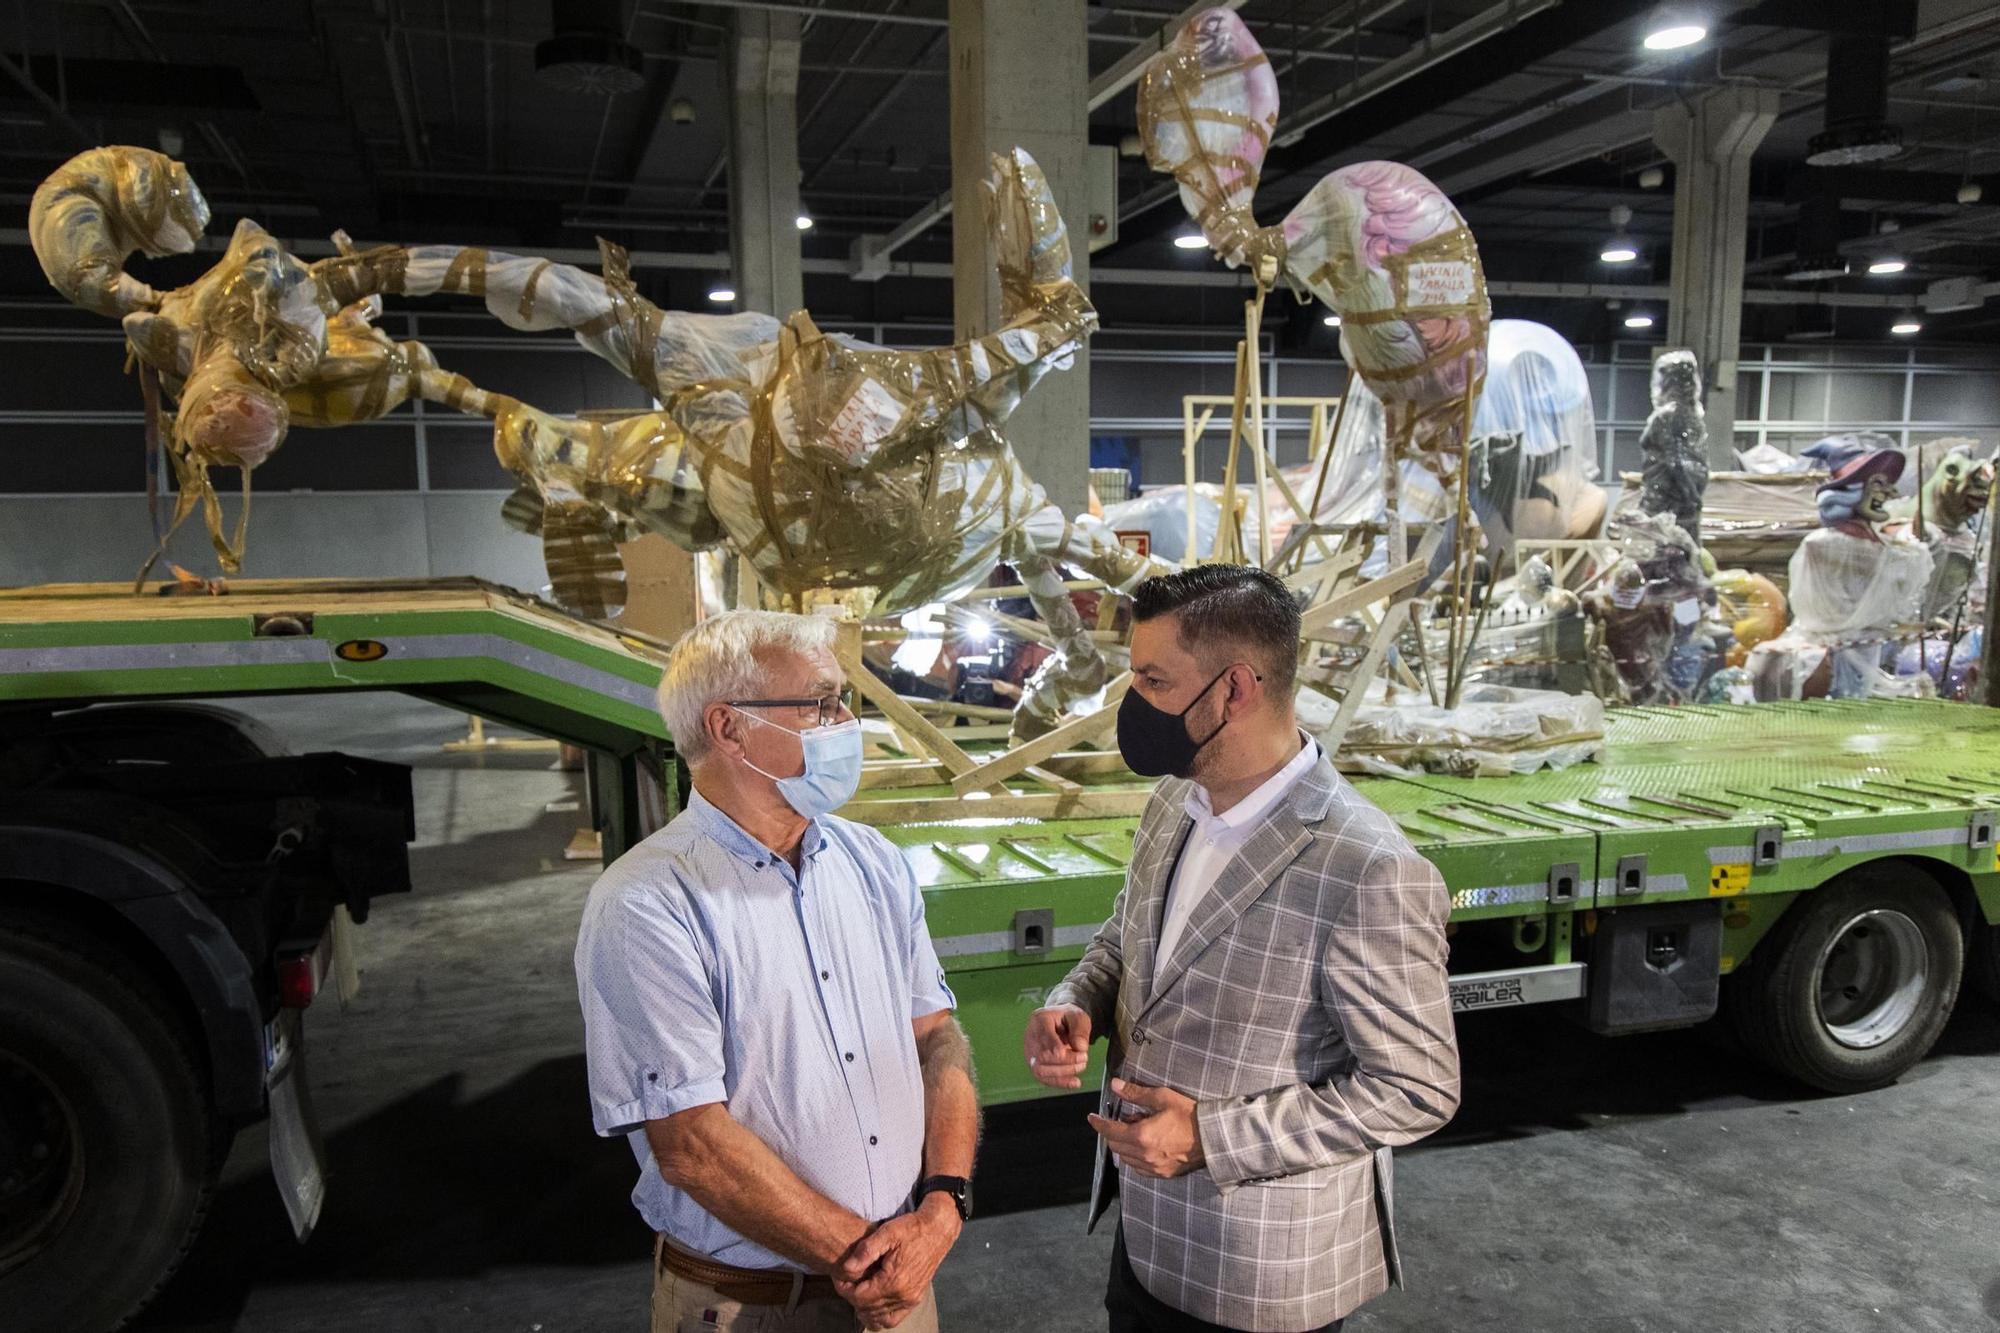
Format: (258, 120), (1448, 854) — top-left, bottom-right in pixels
(730, 696), (848, 728)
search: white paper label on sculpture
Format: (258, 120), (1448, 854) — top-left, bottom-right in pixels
(824, 376), (906, 459)
(1673, 597), (1700, 626)
(1406, 261), (1475, 307)
(998, 328), (1041, 364)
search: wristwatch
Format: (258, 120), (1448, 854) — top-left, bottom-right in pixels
(913, 1175), (973, 1222)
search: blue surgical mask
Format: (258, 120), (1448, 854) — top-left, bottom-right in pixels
(734, 712), (864, 818)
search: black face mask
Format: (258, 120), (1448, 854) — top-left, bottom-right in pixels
(1116, 665), (1237, 778)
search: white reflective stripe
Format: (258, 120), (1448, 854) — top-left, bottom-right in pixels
(0, 633), (659, 712)
(1707, 826), (1969, 865)
(1452, 882), (1546, 909)
(1592, 873), (1690, 896)
(932, 923), (1101, 958)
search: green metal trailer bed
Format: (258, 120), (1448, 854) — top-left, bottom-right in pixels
(5, 578), (1998, 1109)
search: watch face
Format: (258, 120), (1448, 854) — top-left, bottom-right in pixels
(959, 1179), (974, 1221)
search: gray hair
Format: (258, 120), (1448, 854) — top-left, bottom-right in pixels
(657, 610), (838, 764)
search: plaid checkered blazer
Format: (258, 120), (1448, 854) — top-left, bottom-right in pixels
(1047, 755), (1459, 1332)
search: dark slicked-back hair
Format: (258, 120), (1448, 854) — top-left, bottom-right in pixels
(1130, 564), (1302, 697)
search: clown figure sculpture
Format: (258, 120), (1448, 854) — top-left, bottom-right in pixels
(1747, 445), (1932, 700)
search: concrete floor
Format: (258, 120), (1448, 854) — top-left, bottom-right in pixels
(132, 694), (2000, 1333)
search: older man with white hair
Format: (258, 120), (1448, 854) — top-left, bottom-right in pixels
(576, 610), (978, 1333)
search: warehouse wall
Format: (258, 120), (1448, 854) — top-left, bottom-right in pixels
(2, 299), (1996, 589)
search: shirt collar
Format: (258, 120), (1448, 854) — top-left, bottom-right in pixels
(1185, 732), (1322, 831)
(688, 787), (829, 869)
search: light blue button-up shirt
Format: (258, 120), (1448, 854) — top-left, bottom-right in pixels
(574, 788), (956, 1271)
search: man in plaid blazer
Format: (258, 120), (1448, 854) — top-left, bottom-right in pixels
(1024, 565), (1459, 1333)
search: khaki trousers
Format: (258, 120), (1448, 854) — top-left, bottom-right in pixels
(652, 1235), (940, 1333)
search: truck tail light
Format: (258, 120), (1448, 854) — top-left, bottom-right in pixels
(278, 932), (332, 1009)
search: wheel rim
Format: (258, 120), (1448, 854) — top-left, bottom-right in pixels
(1815, 908), (1930, 1050)
(0, 1051), (84, 1277)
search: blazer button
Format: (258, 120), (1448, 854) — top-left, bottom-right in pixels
(1131, 1027), (1147, 1044)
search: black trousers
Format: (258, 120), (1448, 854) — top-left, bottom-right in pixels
(1105, 1226), (1344, 1333)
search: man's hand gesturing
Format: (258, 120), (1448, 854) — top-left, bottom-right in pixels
(1023, 1004), (1093, 1089)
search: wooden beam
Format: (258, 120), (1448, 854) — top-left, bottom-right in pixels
(1297, 549), (1433, 638)
(835, 621), (978, 776)
(839, 786), (1154, 826)
(950, 673), (1132, 795)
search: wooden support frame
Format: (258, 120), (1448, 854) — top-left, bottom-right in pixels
(834, 620), (978, 776)
(950, 672), (1132, 796)
(1183, 391), (1345, 569)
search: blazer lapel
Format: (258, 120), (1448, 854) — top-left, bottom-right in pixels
(1126, 808), (1194, 1011)
(1140, 756), (1343, 1018)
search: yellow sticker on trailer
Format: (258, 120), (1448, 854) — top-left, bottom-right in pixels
(1709, 863), (1751, 897)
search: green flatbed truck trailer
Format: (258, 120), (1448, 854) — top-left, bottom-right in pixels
(3, 577), (1999, 1330)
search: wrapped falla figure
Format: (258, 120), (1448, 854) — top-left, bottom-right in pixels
(1137, 8), (1489, 553)
(1884, 439), (1993, 622)
(32, 144), (1163, 738)
(1636, 350), (1709, 543)
(1747, 441), (1932, 700)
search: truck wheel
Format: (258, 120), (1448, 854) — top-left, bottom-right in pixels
(1723, 866), (1962, 1094)
(0, 920), (217, 1333)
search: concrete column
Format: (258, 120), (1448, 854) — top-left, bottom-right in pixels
(949, 0), (1091, 516)
(1653, 86), (1780, 465)
(727, 11), (803, 318)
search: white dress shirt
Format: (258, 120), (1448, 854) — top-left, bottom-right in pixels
(1153, 733), (1322, 984)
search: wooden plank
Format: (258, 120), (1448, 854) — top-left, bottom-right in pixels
(857, 760), (953, 791)
(1037, 750), (1133, 779)
(839, 786), (1154, 826)
(1296, 551), (1432, 638)
(834, 622), (978, 776)
(1024, 764), (1084, 795)
(902, 697), (1015, 723)
(949, 672), (1132, 796)
(1318, 593), (1417, 754)
(955, 578), (1104, 601)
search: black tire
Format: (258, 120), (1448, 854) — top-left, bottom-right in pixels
(0, 916), (218, 1333)
(1722, 864), (1963, 1094)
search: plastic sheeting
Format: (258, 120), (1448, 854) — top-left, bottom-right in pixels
(1336, 684), (1605, 778)
(1582, 510), (1715, 704)
(316, 149), (1167, 622)
(1746, 524), (1933, 701)
(1137, 15), (1489, 485)
(1636, 350), (1708, 541)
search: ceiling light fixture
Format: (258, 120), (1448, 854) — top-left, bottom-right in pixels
(795, 214), (813, 231)
(707, 286), (736, 304)
(1624, 313), (1656, 330)
(1173, 233), (1208, 250)
(1958, 181), (1983, 205)
(1601, 241), (1639, 264)
(1867, 258), (1907, 275)
(1642, 5), (1707, 52)
(1890, 314), (1921, 335)
(1323, 314), (1342, 327)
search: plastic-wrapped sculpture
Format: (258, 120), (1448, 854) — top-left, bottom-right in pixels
(1636, 350), (1709, 543)
(1884, 439), (1992, 621)
(34, 144), (1158, 738)
(1468, 321), (1608, 547)
(1138, 9), (1488, 499)
(32, 148), (472, 575)
(1747, 445), (1932, 700)
(1582, 511), (1713, 704)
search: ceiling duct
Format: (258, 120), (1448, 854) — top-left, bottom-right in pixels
(1785, 193), (1849, 280)
(1805, 32), (1902, 166)
(536, 0), (645, 95)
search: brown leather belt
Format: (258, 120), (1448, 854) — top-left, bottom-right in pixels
(658, 1238), (841, 1306)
